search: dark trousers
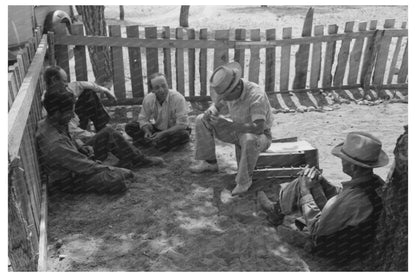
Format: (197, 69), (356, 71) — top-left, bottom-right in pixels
(125, 122), (191, 152)
(85, 126), (146, 168)
(75, 89), (111, 132)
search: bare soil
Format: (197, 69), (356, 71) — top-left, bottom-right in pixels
(47, 5), (408, 271)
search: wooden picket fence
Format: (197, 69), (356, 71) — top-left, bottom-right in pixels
(51, 19), (407, 115)
(8, 28), (49, 271)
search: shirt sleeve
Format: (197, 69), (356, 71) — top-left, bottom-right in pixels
(300, 193), (323, 236)
(249, 91), (268, 122)
(68, 116), (95, 142)
(138, 96), (153, 128)
(173, 95), (189, 127)
(47, 136), (110, 176)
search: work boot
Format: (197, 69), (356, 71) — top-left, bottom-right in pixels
(231, 181), (252, 196)
(189, 160), (218, 173)
(257, 191), (285, 226)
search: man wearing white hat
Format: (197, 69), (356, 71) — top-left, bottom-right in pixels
(189, 62), (273, 195)
(258, 131), (389, 264)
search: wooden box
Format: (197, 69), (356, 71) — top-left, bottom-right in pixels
(253, 138), (319, 180)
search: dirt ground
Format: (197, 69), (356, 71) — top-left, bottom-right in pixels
(46, 5), (408, 272)
(46, 100), (407, 271)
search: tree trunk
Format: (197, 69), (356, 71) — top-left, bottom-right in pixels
(75, 5), (113, 81)
(179, 6), (190, 27)
(366, 125), (408, 271)
(119, 6), (125, 21)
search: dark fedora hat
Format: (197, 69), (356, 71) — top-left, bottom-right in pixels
(331, 131), (389, 168)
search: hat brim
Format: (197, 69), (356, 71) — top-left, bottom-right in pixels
(331, 142), (389, 168)
(210, 62), (242, 97)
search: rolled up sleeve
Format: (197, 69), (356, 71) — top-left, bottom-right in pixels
(250, 93), (268, 122)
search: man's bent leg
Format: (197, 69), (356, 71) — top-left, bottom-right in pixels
(194, 114), (218, 161)
(75, 89), (110, 131)
(125, 121), (152, 147)
(153, 128), (190, 152)
(233, 133), (271, 194)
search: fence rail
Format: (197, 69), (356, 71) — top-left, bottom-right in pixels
(51, 19), (408, 112)
(8, 32), (48, 271)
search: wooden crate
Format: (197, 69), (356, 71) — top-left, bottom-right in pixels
(253, 139), (319, 180)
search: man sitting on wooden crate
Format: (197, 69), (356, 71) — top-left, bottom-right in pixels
(44, 65), (116, 141)
(257, 131), (388, 264)
(189, 62), (273, 196)
(125, 72), (191, 152)
(36, 83), (163, 194)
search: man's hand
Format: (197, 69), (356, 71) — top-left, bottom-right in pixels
(109, 166), (134, 179)
(207, 114), (232, 128)
(203, 105), (219, 120)
(150, 131), (164, 141)
(79, 145), (94, 158)
(298, 165), (321, 195)
(142, 125), (153, 140)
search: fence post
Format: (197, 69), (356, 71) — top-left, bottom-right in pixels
(47, 31), (56, 66)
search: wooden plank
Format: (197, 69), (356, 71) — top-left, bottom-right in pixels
(188, 28), (196, 97)
(109, 25), (126, 100)
(293, 7), (313, 89)
(126, 25), (145, 98)
(360, 20), (378, 85)
(55, 29), (407, 49)
(37, 183), (48, 272)
(145, 27), (159, 92)
(162, 26), (172, 89)
(16, 54), (26, 82)
(55, 40), (70, 81)
(47, 32), (56, 66)
(175, 28), (185, 94)
(265, 29), (279, 108)
(387, 22), (407, 84)
(322, 24), (339, 88)
(397, 41), (408, 83)
(72, 24), (88, 81)
(280, 27), (292, 91)
(363, 30), (384, 89)
(22, 46), (31, 71)
(348, 22), (367, 85)
(214, 30), (230, 70)
(248, 29), (261, 83)
(234, 29), (246, 77)
(373, 19), (395, 86)
(333, 21), (355, 87)
(199, 29), (208, 96)
(310, 25), (324, 89)
(9, 73), (18, 110)
(8, 35), (48, 160)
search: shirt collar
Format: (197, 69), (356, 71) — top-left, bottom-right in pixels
(341, 174), (375, 189)
(229, 80), (248, 104)
(156, 90), (172, 106)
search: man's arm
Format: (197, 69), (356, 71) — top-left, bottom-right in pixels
(68, 81), (116, 101)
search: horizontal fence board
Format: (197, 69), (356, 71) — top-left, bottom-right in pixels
(72, 24), (88, 81)
(126, 25), (145, 98)
(9, 35), (48, 160)
(162, 26), (173, 89)
(54, 29), (407, 49)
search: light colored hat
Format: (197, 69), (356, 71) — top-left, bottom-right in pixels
(331, 131), (389, 168)
(210, 62), (242, 96)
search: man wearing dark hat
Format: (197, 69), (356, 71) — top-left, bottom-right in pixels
(190, 62), (273, 196)
(258, 131), (389, 264)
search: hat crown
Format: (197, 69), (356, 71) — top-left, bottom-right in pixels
(211, 66), (235, 95)
(342, 132), (382, 163)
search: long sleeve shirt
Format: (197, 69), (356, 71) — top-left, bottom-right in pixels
(138, 90), (189, 131)
(301, 174), (384, 238)
(36, 117), (110, 183)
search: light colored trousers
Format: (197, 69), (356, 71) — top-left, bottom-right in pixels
(194, 114), (271, 187)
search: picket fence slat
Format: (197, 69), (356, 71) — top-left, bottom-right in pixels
(145, 27), (159, 93)
(127, 25), (145, 98)
(110, 25), (126, 100)
(397, 41), (408, 83)
(175, 28), (185, 94)
(248, 29), (260, 83)
(348, 22), (367, 85)
(373, 19), (395, 86)
(234, 29), (246, 77)
(280, 27), (292, 91)
(265, 29), (276, 92)
(310, 25), (324, 89)
(333, 21), (355, 87)
(360, 20), (378, 85)
(199, 29), (208, 96)
(188, 28), (196, 97)
(363, 30), (384, 89)
(214, 30), (230, 70)
(322, 24), (339, 88)
(162, 26), (173, 89)
(387, 22), (407, 84)
(72, 24), (88, 81)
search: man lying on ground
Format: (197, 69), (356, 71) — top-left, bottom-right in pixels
(36, 83), (163, 194)
(189, 62), (273, 195)
(125, 73), (191, 152)
(258, 131), (388, 264)
(43, 65), (115, 142)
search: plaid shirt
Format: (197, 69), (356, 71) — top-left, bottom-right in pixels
(138, 90), (189, 130)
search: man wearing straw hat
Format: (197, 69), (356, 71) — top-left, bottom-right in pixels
(190, 62), (273, 196)
(257, 131), (389, 264)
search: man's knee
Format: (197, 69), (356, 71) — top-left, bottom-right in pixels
(125, 121), (140, 137)
(95, 170), (127, 194)
(239, 133), (258, 147)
